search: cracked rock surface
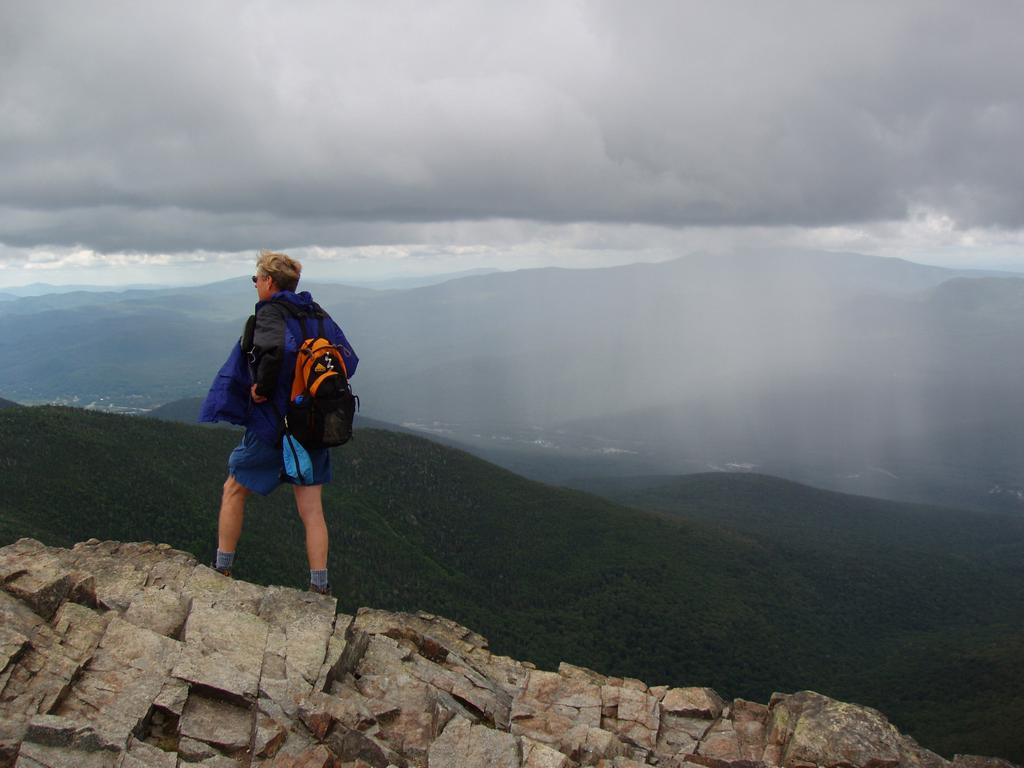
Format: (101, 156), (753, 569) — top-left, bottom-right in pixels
(0, 539), (1016, 768)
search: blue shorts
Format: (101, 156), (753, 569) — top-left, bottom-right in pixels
(228, 430), (332, 496)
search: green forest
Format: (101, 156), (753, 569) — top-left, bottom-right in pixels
(1, 405), (1022, 762)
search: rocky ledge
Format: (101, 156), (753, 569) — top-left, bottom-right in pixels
(0, 539), (1016, 768)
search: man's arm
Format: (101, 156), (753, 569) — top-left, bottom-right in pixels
(252, 303), (287, 397)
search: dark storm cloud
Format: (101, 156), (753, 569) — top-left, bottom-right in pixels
(1, 0), (1022, 253)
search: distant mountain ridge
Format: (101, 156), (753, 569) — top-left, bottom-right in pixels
(576, 471), (1024, 553)
(342, 267), (503, 290)
(0, 281), (173, 296)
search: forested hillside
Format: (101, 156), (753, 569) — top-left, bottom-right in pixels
(577, 472), (1024, 558)
(1, 406), (1022, 760)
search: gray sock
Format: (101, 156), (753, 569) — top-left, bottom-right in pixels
(310, 569), (329, 589)
(215, 550), (235, 570)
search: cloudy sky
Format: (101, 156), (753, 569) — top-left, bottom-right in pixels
(1, 1), (1022, 287)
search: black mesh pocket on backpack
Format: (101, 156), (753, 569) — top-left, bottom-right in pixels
(288, 390), (357, 449)
(319, 401), (351, 446)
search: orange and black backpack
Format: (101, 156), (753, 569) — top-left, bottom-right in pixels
(274, 300), (359, 448)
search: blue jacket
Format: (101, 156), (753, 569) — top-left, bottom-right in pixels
(199, 290), (358, 445)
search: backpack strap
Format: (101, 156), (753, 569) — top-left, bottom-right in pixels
(270, 297), (324, 341)
(307, 301), (327, 338)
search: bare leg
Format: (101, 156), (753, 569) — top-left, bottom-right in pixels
(218, 475), (250, 553)
(294, 484), (328, 571)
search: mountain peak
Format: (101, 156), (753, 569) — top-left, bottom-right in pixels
(1, 538), (1015, 768)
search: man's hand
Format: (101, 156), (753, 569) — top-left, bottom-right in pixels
(250, 383), (268, 403)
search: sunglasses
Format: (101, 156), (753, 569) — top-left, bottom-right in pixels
(251, 274), (261, 284)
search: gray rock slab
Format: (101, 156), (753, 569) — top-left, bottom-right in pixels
(0, 589), (48, 644)
(520, 737), (574, 768)
(770, 691), (904, 768)
(264, 744), (334, 768)
(123, 587), (190, 639)
(0, 594), (85, 723)
(55, 617), (182, 742)
(297, 689), (377, 740)
(152, 677), (189, 717)
(178, 736), (218, 761)
(51, 603), (108, 665)
(410, 646), (513, 728)
(15, 711), (125, 768)
(88, 564), (148, 614)
(661, 688), (726, 720)
(354, 631), (509, 729)
(253, 713), (288, 759)
(0, 539), (49, 571)
(427, 716), (519, 768)
(23, 716), (121, 752)
(733, 698), (769, 762)
(895, 735), (951, 768)
(352, 633), (413, 676)
(259, 627), (313, 722)
(119, 739), (178, 768)
(559, 662), (610, 687)
(143, 552), (198, 592)
(179, 692), (254, 752)
(353, 608), (488, 661)
(60, 541), (196, 600)
(356, 606), (532, 696)
(1, 624), (29, 673)
(64, 542), (192, 582)
(352, 607), (530, 694)
(655, 713), (714, 764)
(0, 646), (81, 724)
(559, 724), (627, 765)
(313, 613), (353, 692)
(258, 587), (336, 630)
(323, 725), (408, 768)
(183, 567), (266, 615)
(1, 722), (29, 768)
(254, 698), (318, 765)
(600, 685), (659, 751)
(15, 742), (121, 768)
(511, 669), (602, 747)
(50, 542), (169, 614)
(173, 606), (269, 701)
(257, 587), (336, 692)
(0, 543), (74, 622)
(698, 717), (740, 761)
(349, 672), (458, 762)
(193, 755), (241, 768)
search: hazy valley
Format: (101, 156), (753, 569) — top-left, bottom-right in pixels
(4, 249), (1024, 512)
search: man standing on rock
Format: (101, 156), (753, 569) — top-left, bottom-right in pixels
(199, 250), (358, 595)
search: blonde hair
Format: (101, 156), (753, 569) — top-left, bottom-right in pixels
(256, 250), (302, 292)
